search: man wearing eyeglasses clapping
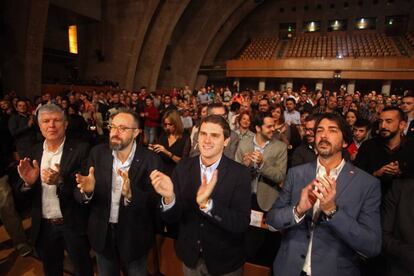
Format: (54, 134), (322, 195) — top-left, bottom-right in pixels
(75, 109), (163, 276)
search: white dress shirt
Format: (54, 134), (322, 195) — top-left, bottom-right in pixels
(41, 139), (65, 219)
(109, 141), (136, 223)
(295, 158), (346, 275)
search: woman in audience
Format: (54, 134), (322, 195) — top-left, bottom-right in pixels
(235, 111), (254, 141)
(149, 109), (190, 176)
(345, 109), (359, 129)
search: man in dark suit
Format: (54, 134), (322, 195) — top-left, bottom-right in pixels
(401, 92), (414, 138)
(150, 115), (251, 276)
(382, 178), (414, 276)
(266, 113), (382, 276)
(76, 109), (162, 276)
(17, 104), (93, 276)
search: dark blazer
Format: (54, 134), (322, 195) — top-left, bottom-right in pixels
(161, 155), (251, 275)
(20, 138), (91, 244)
(382, 178), (414, 276)
(79, 143), (162, 263)
(266, 161), (382, 276)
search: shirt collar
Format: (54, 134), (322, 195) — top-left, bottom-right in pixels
(199, 155), (222, 173)
(316, 157), (346, 179)
(43, 137), (66, 154)
(253, 135), (270, 150)
(112, 141), (137, 166)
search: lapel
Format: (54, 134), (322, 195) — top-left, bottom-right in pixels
(210, 156), (229, 199)
(335, 161), (357, 200)
(304, 161), (317, 223)
(60, 139), (74, 176)
(103, 146), (114, 207)
(189, 157), (201, 198)
(126, 145), (142, 187)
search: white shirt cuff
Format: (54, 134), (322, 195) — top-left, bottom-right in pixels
(200, 199), (213, 216)
(161, 196), (176, 211)
(293, 206), (305, 223)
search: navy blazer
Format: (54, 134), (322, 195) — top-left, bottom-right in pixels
(266, 161), (382, 276)
(161, 155), (251, 275)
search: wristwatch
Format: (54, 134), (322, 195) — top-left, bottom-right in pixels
(325, 206), (338, 220)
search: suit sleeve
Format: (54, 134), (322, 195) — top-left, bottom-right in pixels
(353, 141), (373, 173)
(259, 142), (287, 184)
(327, 177), (382, 258)
(205, 166), (251, 233)
(266, 168), (299, 230)
(382, 181), (414, 274)
(160, 167), (183, 223)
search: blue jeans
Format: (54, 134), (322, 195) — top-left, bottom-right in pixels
(144, 126), (157, 144)
(96, 253), (147, 276)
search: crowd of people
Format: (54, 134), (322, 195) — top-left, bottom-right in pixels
(0, 84), (413, 276)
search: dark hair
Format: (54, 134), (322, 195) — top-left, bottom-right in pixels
(111, 108), (140, 128)
(252, 112), (273, 132)
(381, 106), (407, 122)
(230, 102), (241, 112)
(271, 103), (285, 124)
(286, 98), (296, 105)
(237, 111), (251, 124)
(315, 113), (352, 145)
(304, 113), (320, 123)
(345, 109), (359, 120)
(200, 115), (231, 139)
(207, 102), (227, 115)
(354, 118), (371, 130)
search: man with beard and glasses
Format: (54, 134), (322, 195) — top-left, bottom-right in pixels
(266, 113), (381, 276)
(355, 107), (414, 196)
(291, 114), (319, 167)
(75, 109), (162, 275)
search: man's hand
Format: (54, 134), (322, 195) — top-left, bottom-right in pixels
(41, 164), (61, 185)
(76, 167), (95, 194)
(196, 170), (218, 208)
(242, 152), (254, 167)
(373, 161), (400, 177)
(118, 169), (132, 200)
(295, 180), (318, 217)
(312, 175), (337, 215)
(251, 151), (264, 167)
(150, 170), (175, 204)
(17, 158), (40, 186)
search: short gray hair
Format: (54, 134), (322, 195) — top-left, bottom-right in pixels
(37, 104), (67, 122)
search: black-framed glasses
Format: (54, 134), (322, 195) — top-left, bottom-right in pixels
(108, 125), (137, 133)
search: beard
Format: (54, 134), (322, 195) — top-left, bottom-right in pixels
(109, 136), (133, 151)
(316, 140), (340, 158)
(379, 129), (398, 141)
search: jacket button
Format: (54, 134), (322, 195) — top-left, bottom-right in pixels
(197, 240), (200, 244)
(200, 223), (204, 227)
(301, 254), (306, 259)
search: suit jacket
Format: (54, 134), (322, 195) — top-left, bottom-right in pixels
(266, 161), (382, 276)
(161, 155), (251, 275)
(20, 138), (90, 244)
(235, 136), (287, 211)
(77, 143), (162, 263)
(290, 142), (317, 168)
(382, 178), (414, 276)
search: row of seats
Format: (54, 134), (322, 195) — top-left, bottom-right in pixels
(237, 33), (409, 60)
(239, 38), (279, 60)
(285, 33), (400, 58)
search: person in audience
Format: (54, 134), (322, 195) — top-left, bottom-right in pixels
(75, 109), (162, 276)
(150, 115), (251, 276)
(150, 109), (190, 177)
(234, 111), (254, 141)
(266, 113), (381, 276)
(8, 99), (37, 158)
(141, 96), (160, 145)
(382, 177), (414, 276)
(291, 114), (318, 167)
(355, 107), (414, 196)
(345, 109), (359, 128)
(347, 118), (371, 161)
(400, 92), (414, 138)
(284, 98), (301, 125)
(17, 104), (93, 276)
(236, 112), (287, 212)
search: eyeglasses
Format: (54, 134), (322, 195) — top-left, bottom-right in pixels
(108, 125), (137, 133)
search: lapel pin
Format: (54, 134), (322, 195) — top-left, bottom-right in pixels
(350, 170), (354, 174)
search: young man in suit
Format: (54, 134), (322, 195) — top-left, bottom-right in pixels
(150, 115), (251, 276)
(266, 113), (382, 276)
(17, 104), (93, 276)
(76, 109), (162, 276)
